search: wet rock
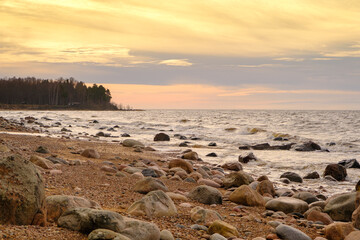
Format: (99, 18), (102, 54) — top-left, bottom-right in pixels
(251, 143), (271, 150)
(133, 177), (168, 194)
(324, 175), (337, 181)
(276, 224), (311, 240)
(208, 142), (217, 147)
(122, 139), (144, 147)
(280, 172), (303, 183)
(338, 159), (360, 169)
(238, 152), (257, 163)
(293, 141), (321, 151)
(88, 229), (130, 240)
(154, 133), (170, 141)
(229, 185), (265, 207)
(208, 220), (240, 238)
(0, 155), (46, 225)
(127, 190), (177, 217)
(160, 230), (174, 240)
(96, 131), (105, 137)
(206, 152), (218, 157)
(221, 162), (242, 171)
(179, 142), (188, 147)
(182, 151), (199, 160)
(190, 206), (222, 225)
(188, 185), (223, 205)
(58, 208), (125, 233)
(81, 149), (100, 159)
(323, 164), (347, 181)
(30, 155), (54, 169)
(46, 195), (101, 223)
(35, 146), (49, 154)
(293, 192), (319, 204)
(265, 197), (309, 214)
(324, 222), (354, 240)
(256, 180), (276, 197)
(324, 192), (356, 221)
(223, 171), (253, 189)
(121, 133), (130, 137)
(168, 159), (193, 173)
(303, 172), (320, 179)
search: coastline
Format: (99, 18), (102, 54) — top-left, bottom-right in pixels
(0, 117), (358, 240)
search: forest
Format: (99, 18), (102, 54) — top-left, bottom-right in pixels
(0, 77), (121, 110)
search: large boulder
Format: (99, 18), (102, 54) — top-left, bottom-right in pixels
(0, 155), (46, 225)
(122, 139), (144, 148)
(208, 220), (240, 238)
(58, 208), (125, 233)
(323, 164), (347, 181)
(154, 133), (170, 141)
(127, 190), (177, 217)
(352, 192), (360, 229)
(29, 155), (54, 169)
(280, 172), (303, 183)
(223, 171), (253, 189)
(345, 231), (360, 240)
(188, 185), (223, 205)
(307, 210), (333, 225)
(265, 197), (309, 214)
(238, 152), (257, 163)
(324, 222), (354, 240)
(324, 192), (356, 222)
(133, 177), (168, 194)
(46, 195), (101, 223)
(276, 224), (311, 240)
(190, 206), (223, 225)
(293, 141), (321, 151)
(229, 185), (265, 207)
(168, 159), (193, 174)
(81, 149), (100, 159)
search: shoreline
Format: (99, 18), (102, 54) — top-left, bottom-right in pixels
(0, 117), (359, 240)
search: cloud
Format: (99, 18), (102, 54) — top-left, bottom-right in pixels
(312, 57), (338, 61)
(238, 64), (281, 68)
(273, 57), (304, 62)
(159, 59), (193, 66)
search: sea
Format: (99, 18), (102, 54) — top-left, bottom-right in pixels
(1, 109), (360, 196)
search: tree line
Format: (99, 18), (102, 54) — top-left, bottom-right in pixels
(0, 77), (125, 110)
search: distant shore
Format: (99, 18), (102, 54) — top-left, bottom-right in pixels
(0, 104), (143, 111)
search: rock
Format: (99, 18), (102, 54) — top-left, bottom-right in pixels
(265, 197), (309, 214)
(352, 197), (360, 228)
(338, 159), (360, 168)
(221, 162), (242, 171)
(276, 188), (295, 197)
(325, 175), (338, 181)
(168, 159), (193, 173)
(88, 229), (130, 240)
(198, 179), (221, 188)
(345, 231), (360, 240)
(0, 144), (10, 152)
(133, 177), (168, 194)
(229, 185), (265, 207)
(154, 133), (170, 141)
(307, 210), (333, 225)
(127, 190), (177, 218)
(58, 208), (125, 233)
(324, 192), (356, 221)
(121, 133), (131, 137)
(256, 180), (276, 197)
(324, 164), (347, 181)
(188, 185), (223, 205)
(190, 206), (223, 225)
(324, 222), (354, 240)
(238, 152), (257, 163)
(208, 220), (240, 238)
(293, 141), (321, 151)
(35, 146), (49, 154)
(30, 155), (54, 169)
(280, 172), (303, 183)
(293, 192), (319, 204)
(251, 143), (270, 150)
(179, 142), (188, 147)
(276, 224), (311, 240)
(197, 167), (211, 179)
(303, 172), (320, 179)
(122, 139), (144, 147)
(46, 195), (101, 223)
(166, 192), (188, 201)
(209, 233), (227, 240)
(189, 172), (202, 181)
(206, 152), (218, 157)
(182, 151), (199, 160)
(121, 217), (160, 240)
(208, 142), (217, 147)
(46, 156), (69, 165)
(81, 149), (100, 159)
(142, 168), (160, 178)
(223, 171), (253, 189)
(309, 201), (326, 209)
(160, 230), (174, 240)
(96, 131), (105, 137)
(101, 165), (117, 173)
(0, 155), (46, 225)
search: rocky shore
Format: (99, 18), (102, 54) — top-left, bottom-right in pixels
(0, 117), (360, 240)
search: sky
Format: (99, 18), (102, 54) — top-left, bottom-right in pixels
(1, 0), (360, 109)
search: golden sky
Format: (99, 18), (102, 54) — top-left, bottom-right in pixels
(1, 0), (360, 109)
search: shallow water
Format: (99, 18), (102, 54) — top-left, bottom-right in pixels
(1, 109), (359, 196)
